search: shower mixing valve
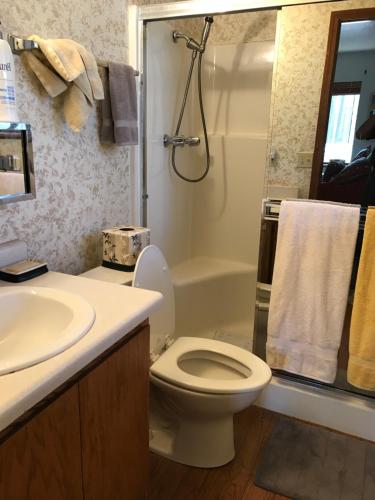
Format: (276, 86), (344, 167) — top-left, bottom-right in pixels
(163, 134), (200, 147)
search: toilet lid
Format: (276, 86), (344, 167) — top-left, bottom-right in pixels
(133, 245), (175, 354)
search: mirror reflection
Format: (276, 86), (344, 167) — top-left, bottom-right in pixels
(0, 123), (35, 204)
(317, 19), (375, 204)
(0, 130), (25, 196)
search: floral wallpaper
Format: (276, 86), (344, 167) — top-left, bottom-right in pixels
(0, 0), (131, 275)
(266, 0), (375, 198)
(132, 0), (276, 43)
(169, 11), (277, 45)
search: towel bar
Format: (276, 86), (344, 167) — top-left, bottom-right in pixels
(6, 33), (140, 76)
(263, 198), (367, 230)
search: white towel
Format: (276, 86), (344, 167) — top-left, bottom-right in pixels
(266, 200), (360, 383)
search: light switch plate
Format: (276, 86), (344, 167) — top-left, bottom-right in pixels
(297, 151), (314, 169)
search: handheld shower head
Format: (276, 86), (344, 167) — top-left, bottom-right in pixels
(200, 16), (214, 52)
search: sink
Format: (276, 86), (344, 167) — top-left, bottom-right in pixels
(0, 286), (95, 375)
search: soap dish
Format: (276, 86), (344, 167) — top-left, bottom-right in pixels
(0, 260), (48, 283)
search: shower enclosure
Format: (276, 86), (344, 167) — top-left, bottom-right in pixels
(132, 0), (375, 440)
(145, 11), (275, 351)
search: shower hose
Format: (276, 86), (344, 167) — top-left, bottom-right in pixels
(171, 50), (210, 183)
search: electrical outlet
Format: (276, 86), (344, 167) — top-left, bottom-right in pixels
(297, 151), (314, 169)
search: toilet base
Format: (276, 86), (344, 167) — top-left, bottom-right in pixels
(150, 412), (235, 468)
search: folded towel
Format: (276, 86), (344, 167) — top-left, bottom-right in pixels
(21, 52), (67, 97)
(266, 200), (360, 383)
(29, 35), (84, 82)
(109, 63), (138, 145)
(24, 35), (104, 132)
(348, 208), (375, 390)
(98, 66), (114, 144)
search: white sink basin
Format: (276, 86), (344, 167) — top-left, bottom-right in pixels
(0, 286), (95, 375)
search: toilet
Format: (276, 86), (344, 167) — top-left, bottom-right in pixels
(133, 245), (272, 468)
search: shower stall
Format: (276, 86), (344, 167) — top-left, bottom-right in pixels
(130, 0), (375, 442)
(144, 12), (275, 351)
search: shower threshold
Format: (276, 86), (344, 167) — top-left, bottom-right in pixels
(257, 373), (375, 442)
(271, 368), (375, 402)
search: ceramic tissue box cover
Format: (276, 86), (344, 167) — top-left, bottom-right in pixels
(102, 226), (150, 270)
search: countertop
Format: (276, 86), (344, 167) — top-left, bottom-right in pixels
(0, 271), (163, 433)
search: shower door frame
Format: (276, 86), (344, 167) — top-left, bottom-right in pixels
(128, 0), (344, 226)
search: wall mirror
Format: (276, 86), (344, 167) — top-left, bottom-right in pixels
(309, 7), (375, 205)
(0, 122), (35, 205)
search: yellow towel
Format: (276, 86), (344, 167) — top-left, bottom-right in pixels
(21, 52), (67, 97)
(348, 207), (375, 390)
(29, 36), (104, 101)
(23, 35), (104, 132)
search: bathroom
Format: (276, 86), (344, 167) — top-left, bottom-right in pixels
(0, 0), (375, 498)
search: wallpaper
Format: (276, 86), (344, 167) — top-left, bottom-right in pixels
(0, 0), (131, 275)
(266, 0), (375, 198)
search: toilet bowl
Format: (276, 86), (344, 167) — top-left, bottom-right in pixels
(133, 245), (272, 468)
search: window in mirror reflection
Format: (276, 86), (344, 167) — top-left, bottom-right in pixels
(325, 91), (360, 163)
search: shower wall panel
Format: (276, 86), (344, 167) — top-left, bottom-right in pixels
(203, 42), (275, 136)
(192, 135), (268, 265)
(146, 21), (195, 267)
(191, 42), (274, 268)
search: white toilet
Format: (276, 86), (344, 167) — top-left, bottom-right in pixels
(133, 245), (272, 468)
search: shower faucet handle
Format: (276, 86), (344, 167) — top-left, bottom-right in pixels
(163, 134), (200, 148)
(184, 136), (200, 146)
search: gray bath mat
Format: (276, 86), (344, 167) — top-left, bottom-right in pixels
(255, 417), (375, 500)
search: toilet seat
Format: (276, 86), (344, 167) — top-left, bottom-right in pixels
(151, 337), (271, 395)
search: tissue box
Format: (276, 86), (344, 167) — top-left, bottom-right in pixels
(102, 226), (150, 270)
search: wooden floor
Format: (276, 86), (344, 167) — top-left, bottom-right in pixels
(148, 406), (289, 500)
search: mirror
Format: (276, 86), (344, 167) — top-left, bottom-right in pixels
(0, 122), (35, 205)
(310, 8), (375, 205)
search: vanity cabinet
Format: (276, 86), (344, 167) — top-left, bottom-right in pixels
(0, 322), (150, 500)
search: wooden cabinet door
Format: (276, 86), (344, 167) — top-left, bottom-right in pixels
(0, 385), (83, 500)
(79, 324), (150, 500)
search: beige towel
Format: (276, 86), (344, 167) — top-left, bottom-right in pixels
(267, 200), (360, 383)
(24, 35), (104, 132)
(29, 35), (84, 81)
(347, 208), (375, 390)
(21, 52), (67, 97)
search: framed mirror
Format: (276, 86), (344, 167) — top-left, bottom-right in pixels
(0, 122), (35, 205)
(310, 7), (375, 205)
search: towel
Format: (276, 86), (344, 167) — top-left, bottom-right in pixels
(266, 200), (360, 383)
(348, 208), (375, 390)
(108, 63), (138, 145)
(21, 52), (67, 97)
(23, 35), (104, 132)
(98, 66), (114, 144)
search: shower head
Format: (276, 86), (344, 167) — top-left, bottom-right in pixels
(172, 16), (214, 53)
(200, 17), (214, 52)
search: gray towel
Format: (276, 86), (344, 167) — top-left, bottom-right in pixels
(98, 66), (114, 144)
(108, 63), (138, 146)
